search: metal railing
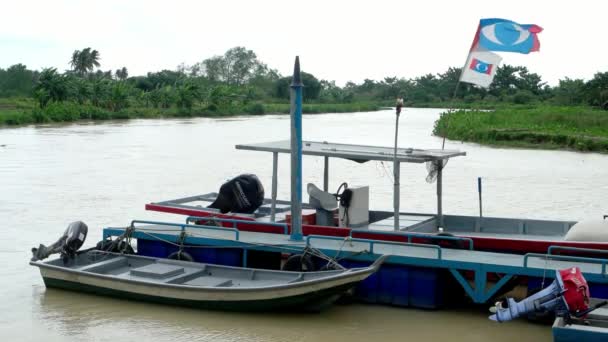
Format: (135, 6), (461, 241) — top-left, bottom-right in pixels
(523, 252), (608, 276)
(129, 219), (240, 240)
(185, 216), (289, 235)
(306, 234), (443, 259)
(349, 229), (474, 250)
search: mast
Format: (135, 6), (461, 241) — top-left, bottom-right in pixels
(289, 56), (304, 241)
(393, 98), (403, 230)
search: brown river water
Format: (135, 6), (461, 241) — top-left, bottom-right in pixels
(2, 108), (607, 341)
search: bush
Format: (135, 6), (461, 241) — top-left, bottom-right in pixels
(464, 94), (481, 103)
(513, 90), (535, 104)
(44, 102), (81, 122)
(91, 110), (111, 120)
(245, 102), (265, 115)
(0, 111), (33, 125)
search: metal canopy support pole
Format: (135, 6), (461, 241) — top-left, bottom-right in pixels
(437, 164), (443, 228)
(289, 57), (303, 241)
(323, 156), (329, 192)
(393, 108), (401, 231)
(394, 161), (400, 230)
(270, 152), (278, 222)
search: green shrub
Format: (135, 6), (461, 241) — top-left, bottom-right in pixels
(246, 102), (265, 115)
(513, 90), (535, 105)
(434, 105), (608, 152)
(91, 110), (111, 120)
(44, 102), (81, 122)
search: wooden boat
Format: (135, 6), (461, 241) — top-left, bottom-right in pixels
(553, 307), (608, 342)
(30, 250), (387, 312)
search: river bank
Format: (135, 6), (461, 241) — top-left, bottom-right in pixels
(0, 98), (382, 127)
(433, 105), (608, 153)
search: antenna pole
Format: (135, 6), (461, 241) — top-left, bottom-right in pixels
(393, 98), (404, 231)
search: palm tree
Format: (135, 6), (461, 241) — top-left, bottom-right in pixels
(70, 48), (101, 76)
(115, 67), (128, 81)
(34, 68), (70, 107)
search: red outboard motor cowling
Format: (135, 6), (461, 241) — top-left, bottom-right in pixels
(490, 267), (591, 322)
(559, 267), (590, 314)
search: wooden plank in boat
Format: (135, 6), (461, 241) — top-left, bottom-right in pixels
(130, 264), (185, 279)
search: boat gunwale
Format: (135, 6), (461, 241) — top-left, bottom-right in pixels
(30, 252), (387, 293)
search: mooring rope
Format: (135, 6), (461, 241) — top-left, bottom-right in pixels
(124, 226), (368, 270)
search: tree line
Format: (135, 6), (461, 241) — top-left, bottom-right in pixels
(1, 46), (607, 112)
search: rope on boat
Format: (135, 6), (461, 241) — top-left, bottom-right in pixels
(541, 254), (550, 289)
(122, 227), (368, 270)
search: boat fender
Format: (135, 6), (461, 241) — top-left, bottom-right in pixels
(564, 219), (608, 242)
(282, 254), (316, 272)
(429, 232), (467, 249)
(167, 251), (194, 262)
(95, 239), (135, 254)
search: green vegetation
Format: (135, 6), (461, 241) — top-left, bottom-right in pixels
(0, 47), (390, 126)
(0, 99), (383, 126)
(434, 106), (608, 152)
(1, 46), (608, 152)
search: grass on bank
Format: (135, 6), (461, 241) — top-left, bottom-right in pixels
(0, 99), (383, 127)
(434, 105), (608, 152)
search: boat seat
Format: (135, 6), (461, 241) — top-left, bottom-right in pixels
(130, 264), (185, 279)
(79, 257), (128, 273)
(307, 183), (337, 211)
(182, 277), (234, 287)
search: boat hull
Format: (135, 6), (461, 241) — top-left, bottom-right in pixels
(145, 203), (608, 256)
(32, 254), (384, 312)
(552, 316), (608, 342)
(42, 276), (356, 312)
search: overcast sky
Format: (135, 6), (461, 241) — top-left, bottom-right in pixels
(1, 0), (605, 86)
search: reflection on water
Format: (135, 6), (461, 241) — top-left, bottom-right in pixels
(35, 288), (548, 342)
(3, 109), (607, 341)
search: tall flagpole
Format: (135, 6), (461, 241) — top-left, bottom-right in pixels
(289, 56), (303, 241)
(393, 98), (403, 230)
(441, 22), (481, 150)
(441, 80), (464, 149)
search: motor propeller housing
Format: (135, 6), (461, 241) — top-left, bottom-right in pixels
(31, 221), (88, 261)
(489, 267), (591, 322)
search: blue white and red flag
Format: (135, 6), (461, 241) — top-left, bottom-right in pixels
(460, 51), (502, 88)
(471, 18), (543, 54)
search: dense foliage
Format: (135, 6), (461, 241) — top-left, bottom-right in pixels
(2, 46), (608, 111)
(1, 45), (608, 155)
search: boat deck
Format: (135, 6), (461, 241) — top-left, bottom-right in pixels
(104, 220), (608, 304)
(41, 252), (347, 288)
(113, 224), (597, 272)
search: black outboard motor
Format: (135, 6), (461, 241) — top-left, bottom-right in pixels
(31, 221), (88, 261)
(208, 174), (264, 214)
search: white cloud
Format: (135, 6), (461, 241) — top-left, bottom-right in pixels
(0, 0), (606, 85)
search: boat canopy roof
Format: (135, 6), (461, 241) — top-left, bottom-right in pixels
(236, 140), (466, 163)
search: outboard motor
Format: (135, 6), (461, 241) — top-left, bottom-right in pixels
(489, 267), (605, 322)
(208, 174), (264, 214)
(31, 221), (88, 261)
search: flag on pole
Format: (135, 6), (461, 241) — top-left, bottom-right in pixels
(459, 51), (502, 88)
(471, 18), (543, 54)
